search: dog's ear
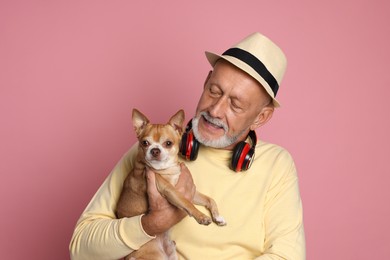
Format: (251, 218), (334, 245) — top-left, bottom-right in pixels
(168, 109), (185, 135)
(132, 109), (149, 137)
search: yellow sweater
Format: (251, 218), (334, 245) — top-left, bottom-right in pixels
(70, 141), (305, 260)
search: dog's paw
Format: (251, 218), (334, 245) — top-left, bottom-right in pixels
(196, 214), (212, 225)
(214, 215), (227, 226)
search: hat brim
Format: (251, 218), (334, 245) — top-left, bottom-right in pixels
(205, 51), (281, 107)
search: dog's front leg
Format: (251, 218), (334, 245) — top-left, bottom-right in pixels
(193, 192), (227, 226)
(154, 174), (212, 225)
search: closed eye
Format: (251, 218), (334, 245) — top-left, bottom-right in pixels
(231, 101), (243, 111)
(209, 85), (222, 97)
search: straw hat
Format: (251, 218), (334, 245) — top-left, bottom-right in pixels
(205, 32), (287, 107)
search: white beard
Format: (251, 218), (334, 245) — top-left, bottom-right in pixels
(191, 112), (245, 149)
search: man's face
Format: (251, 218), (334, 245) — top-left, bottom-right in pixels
(192, 60), (273, 150)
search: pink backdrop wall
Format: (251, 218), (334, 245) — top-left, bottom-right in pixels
(1, 1), (389, 259)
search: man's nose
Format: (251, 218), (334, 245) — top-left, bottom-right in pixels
(209, 97), (227, 118)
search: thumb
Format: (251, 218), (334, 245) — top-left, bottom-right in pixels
(145, 168), (157, 194)
(145, 167), (155, 186)
(145, 168), (163, 202)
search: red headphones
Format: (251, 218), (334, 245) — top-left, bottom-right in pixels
(179, 120), (257, 172)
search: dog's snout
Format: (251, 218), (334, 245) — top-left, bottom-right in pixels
(151, 148), (160, 158)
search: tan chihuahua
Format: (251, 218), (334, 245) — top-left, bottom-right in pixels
(116, 109), (226, 260)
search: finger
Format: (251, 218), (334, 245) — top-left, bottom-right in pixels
(146, 169), (172, 211)
(177, 163), (196, 200)
(145, 168), (156, 192)
(145, 169), (162, 200)
(177, 163), (193, 186)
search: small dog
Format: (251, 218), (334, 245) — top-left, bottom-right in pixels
(116, 109), (226, 260)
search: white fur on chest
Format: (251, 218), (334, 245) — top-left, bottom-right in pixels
(154, 164), (181, 186)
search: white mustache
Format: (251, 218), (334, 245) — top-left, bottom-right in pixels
(200, 112), (228, 132)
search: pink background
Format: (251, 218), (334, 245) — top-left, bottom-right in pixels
(1, 1), (389, 259)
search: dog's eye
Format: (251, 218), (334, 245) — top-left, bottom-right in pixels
(165, 141), (173, 147)
(141, 140), (149, 147)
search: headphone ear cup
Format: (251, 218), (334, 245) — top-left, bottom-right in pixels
(243, 147), (255, 171)
(189, 131), (199, 161)
(231, 141), (247, 172)
(180, 132), (188, 158)
(180, 130), (199, 161)
(231, 141), (255, 172)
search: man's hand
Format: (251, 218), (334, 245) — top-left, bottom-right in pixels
(141, 163), (195, 236)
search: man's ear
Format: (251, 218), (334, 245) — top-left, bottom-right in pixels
(250, 106), (274, 130)
(203, 70), (212, 88)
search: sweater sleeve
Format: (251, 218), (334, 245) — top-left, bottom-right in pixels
(69, 145), (155, 260)
(256, 152), (306, 260)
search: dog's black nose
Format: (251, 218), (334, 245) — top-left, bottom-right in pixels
(151, 148), (160, 158)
